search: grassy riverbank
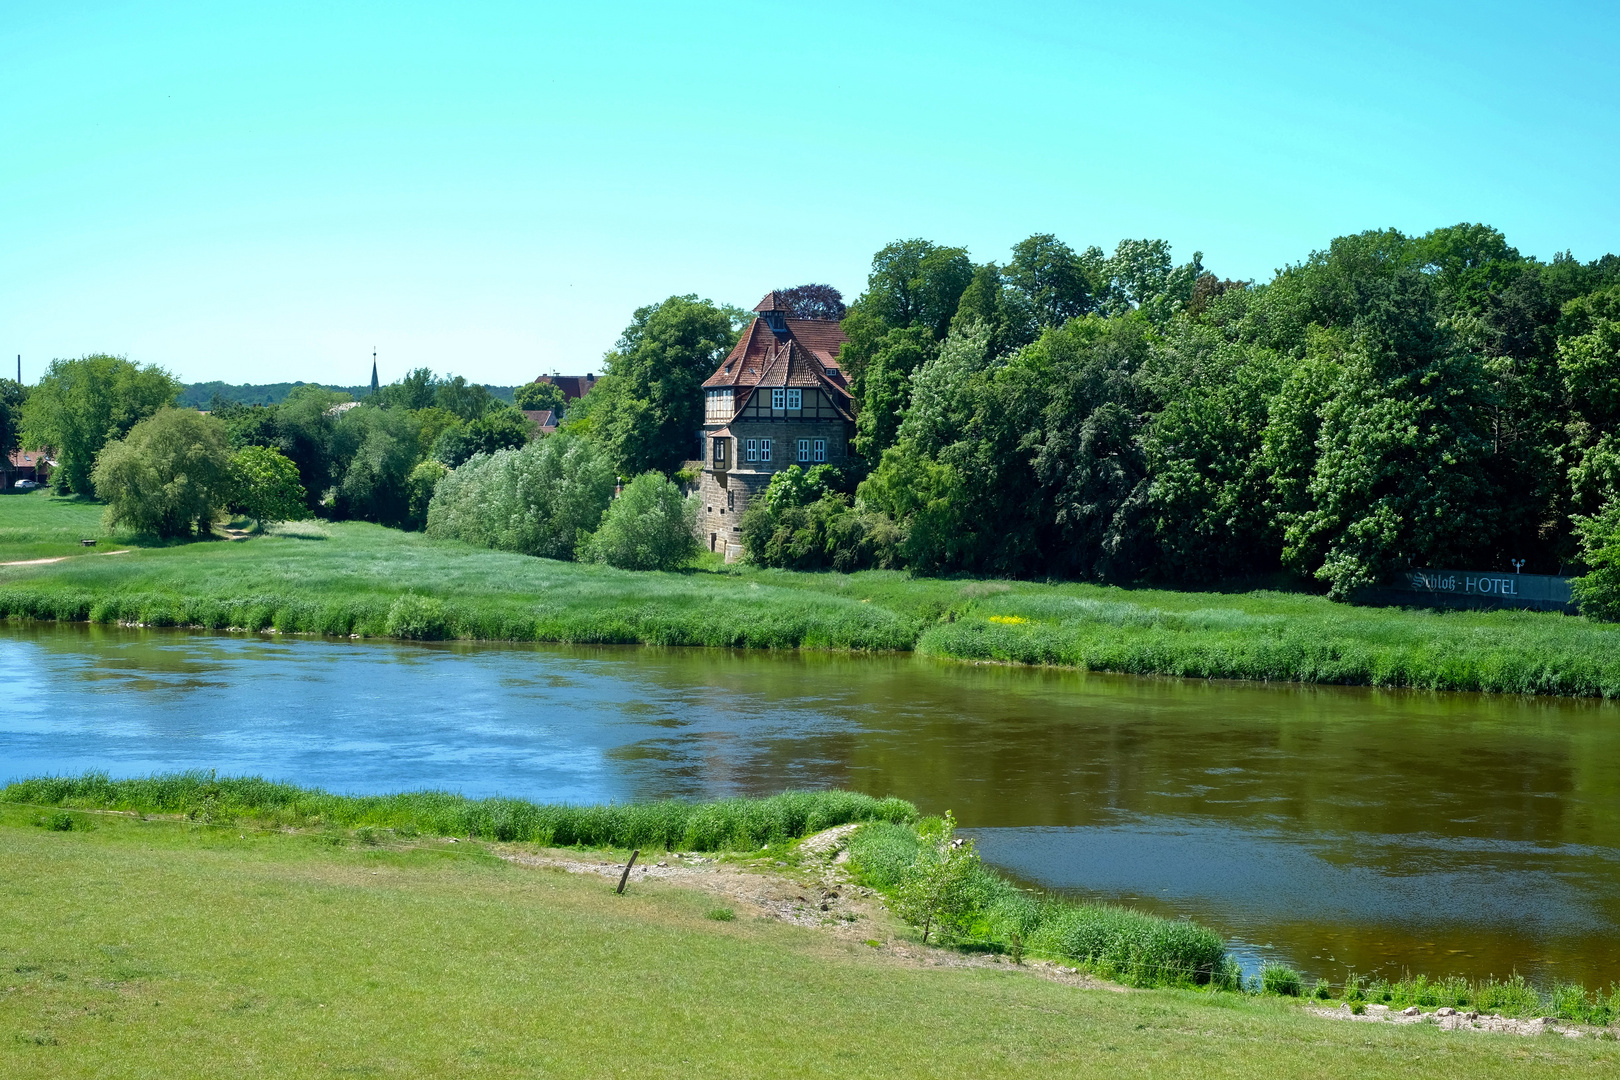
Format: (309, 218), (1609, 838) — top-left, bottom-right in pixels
(2, 799), (1614, 1077)
(7, 491), (1620, 695)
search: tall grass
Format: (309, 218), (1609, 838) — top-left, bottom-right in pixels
(10, 502), (1620, 694)
(845, 820), (1234, 990)
(3, 772), (917, 851)
(919, 593), (1620, 697)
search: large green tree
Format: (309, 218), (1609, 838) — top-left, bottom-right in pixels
(92, 408), (233, 537)
(21, 355), (180, 494)
(590, 295), (739, 476)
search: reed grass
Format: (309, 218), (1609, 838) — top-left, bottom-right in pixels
(3, 772), (918, 851)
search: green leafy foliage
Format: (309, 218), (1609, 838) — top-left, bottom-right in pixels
(847, 816), (1231, 987)
(591, 295), (739, 475)
(514, 379), (567, 413)
(426, 432), (614, 559)
(430, 405), (533, 467)
(91, 408), (233, 538)
(581, 471), (698, 571)
(21, 355), (180, 494)
(227, 446), (308, 524)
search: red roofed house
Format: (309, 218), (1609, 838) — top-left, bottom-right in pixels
(534, 374), (598, 405)
(697, 292), (854, 558)
(8, 449), (53, 488)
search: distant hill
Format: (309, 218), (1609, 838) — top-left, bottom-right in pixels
(180, 381), (518, 409)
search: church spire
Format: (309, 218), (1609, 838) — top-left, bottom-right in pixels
(370, 349), (379, 395)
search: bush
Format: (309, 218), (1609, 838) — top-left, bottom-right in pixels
(892, 812), (987, 944)
(92, 408), (233, 537)
(386, 594), (450, 640)
(1259, 963), (1303, 996)
(846, 815), (1230, 987)
(740, 466), (905, 572)
(580, 471), (699, 571)
(426, 432), (614, 559)
(228, 446), (308, 524)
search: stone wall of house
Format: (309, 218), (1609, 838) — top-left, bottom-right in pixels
(696, 420), (854, 560)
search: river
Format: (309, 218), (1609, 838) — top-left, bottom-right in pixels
(3, 623), (1617, 987)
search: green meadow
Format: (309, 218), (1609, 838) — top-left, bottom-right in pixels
(2, 796), (1615, 1079)
(7, 490), (1620, 695)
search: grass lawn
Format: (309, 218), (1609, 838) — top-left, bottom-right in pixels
(0, 492), (118, 561)
(2, 807), (1612, 1079)
(6, 492), (1620, 694)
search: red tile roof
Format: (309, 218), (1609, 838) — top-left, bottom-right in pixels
(753, 291), (788, 313)
(521, 409), (557, 434)
(534, 374), (598, 400)
(704, 316), (850, 391)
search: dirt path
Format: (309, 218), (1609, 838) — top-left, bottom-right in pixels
(496, 824), (1115, 989)
(0, 548), (132, 567)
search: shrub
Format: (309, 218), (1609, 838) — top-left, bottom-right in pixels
(427, 432), (614, 559)
(93, 407), (234, 537)
(847, 816), (1231, 987)
(228, 445), (308, 524)
(892, 812), (986, 944)
(705, 907), (735, 921)
(580, 471), (699, 571)
(1260, 963), (1303, 996)
(386, 594), (450, 640)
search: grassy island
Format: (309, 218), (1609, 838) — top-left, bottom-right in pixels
(7, 491), (1620, 696)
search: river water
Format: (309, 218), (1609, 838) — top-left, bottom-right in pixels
(3, 623), (1617, 987)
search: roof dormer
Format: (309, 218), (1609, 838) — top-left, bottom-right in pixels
(753, 292), (790, 337)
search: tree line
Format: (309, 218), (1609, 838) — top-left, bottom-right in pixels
(11, 222), (1620, 604)
(742, 227), (1620, 600)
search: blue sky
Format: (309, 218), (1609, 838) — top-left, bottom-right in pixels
(3, 1), (1617, 387)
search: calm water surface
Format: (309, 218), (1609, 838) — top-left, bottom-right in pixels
(3, 623), (1617, 986)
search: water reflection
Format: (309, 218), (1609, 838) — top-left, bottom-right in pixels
(2, 623), (1617, 985)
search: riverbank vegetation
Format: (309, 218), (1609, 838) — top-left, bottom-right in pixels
(4, 772), (916, 850)
(2, 789), (1615, 1076)
(11, 498), (1620, 693)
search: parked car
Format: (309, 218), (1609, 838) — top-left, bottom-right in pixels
(13, 479), (39, 490)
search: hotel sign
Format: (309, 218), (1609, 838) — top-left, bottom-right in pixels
(1391, 569), (1573, 611)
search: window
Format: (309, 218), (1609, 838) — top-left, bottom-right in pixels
(786, 388), (802, 410)
(712, 438), (727, 464)
(797, 439), (810, 463)
(727, 490), (734, 510)
(760, 439), (772, 463)
(814, 439), (826, 463)
(705, 389), (733, 422)
(745, 438), (758, 462)
(771, 388), (785, 410)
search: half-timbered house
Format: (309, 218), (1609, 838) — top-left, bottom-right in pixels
(696, 292), (854, 558)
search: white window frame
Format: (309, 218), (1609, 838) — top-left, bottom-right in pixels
(797, 439), (810, 463)
(813, 439), (826, 463)
(713, 438), (727, 464)
(760, 439), (772, 463)
(786, 388), (802, 410)
(745, 438), (758, 463)
(771, 388), (785, 410)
